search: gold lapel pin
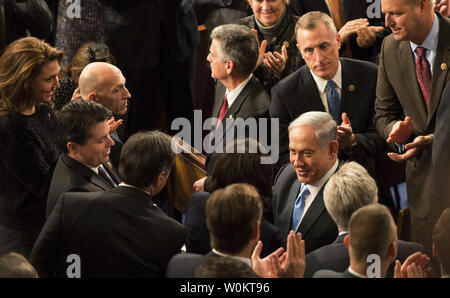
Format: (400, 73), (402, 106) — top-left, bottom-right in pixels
(283, 41), (289, 48)
(441, 63), (447, 71)
(348, 84), (356, 92)
(106, 161), (113, 169)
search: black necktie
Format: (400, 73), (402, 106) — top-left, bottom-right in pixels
(98, 165), (116, 188)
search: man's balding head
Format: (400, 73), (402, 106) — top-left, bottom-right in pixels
(78, 62), (131, 115)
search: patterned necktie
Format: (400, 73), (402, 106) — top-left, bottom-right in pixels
(291, 185), (310, 232)
(326, 80), (341, 124)
(98, 164), (116, 188)
(415, 46), (432, 111)
(216, 94), (229, 128)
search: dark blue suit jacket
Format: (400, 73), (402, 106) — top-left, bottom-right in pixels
(272, 164), (338, 254)
(270, 58), (383, 176)
(305, 233), (426, 278)
(184, 191), (284, 257)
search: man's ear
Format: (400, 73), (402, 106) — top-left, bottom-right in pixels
(66, 141), (77, 154)
(252, 220), (261, 242)
(329, 140), (339, 158)
(336, 33), (342, 50)
(344, 234), (350, 249)
(226, 60), (234, 75)
(87, 92), (99, 103)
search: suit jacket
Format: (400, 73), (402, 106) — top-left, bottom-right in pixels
(313, 268), (360, 278)
(430, 83), (450, 221)
(289, 0), (389, 63)
(100, 0), (199, 70)
(204, 76), (271, 178)
(31, 186), (186, 277)
(272, 163), (338, 253)
(166, 251), (219, 278)
(184, 191), (284, 257)
(374, 14), (450, 220)
(304, 233), (426, 278)
(46, 154), (120, 217)
(270, 58), (383, 176)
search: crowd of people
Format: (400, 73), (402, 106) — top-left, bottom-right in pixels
(0, 0), (449, 279)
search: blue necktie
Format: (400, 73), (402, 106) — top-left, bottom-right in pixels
(291, 185), (310, 232)
(326, 80), (340, 124)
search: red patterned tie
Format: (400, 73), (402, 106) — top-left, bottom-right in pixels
(415, 46), (432, 111)
(216, 94), (229, 128)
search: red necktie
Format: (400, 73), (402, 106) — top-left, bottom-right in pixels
(216, 94), (229, 127)
(415, 46), (432, 111)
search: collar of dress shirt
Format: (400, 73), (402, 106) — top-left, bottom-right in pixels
(118, 182), (151, 196)
(211, 248), (252, 268)
(339, 230), (348, 236)
(348, 266), (367, 278)
(310, 61), (342, 96)
(305, 159), (339, 200)
(410, 13), (439, 72)
(225, 74), (253, 108)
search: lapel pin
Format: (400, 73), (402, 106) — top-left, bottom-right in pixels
(441, 63), (447, 71)
(283, 41), (289, 48)
(106, 161), (112, 169)
(348, 84), (356, 92)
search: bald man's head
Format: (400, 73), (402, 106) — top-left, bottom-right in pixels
(78, 62), (131, 115)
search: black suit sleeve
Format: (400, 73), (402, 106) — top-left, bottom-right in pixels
(30, 194), (66, 278)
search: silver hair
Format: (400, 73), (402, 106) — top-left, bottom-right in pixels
(288, 111), (337, 148)
(323, 162), (378, 230)
(210, 24), (258, 76)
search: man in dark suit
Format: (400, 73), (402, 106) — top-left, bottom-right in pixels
(289, 0), (389, 63)
(272, 111), (339, 254)
(46, 100), (120, 217)
(270, 11), (383, 175)
(99, 0), (199, 137)
(31, 131), (185, 277)
(430, 83), (450, 222)
(78, 62), (132, 168)
(193, 24), (270, 191)
(374, 0), (450, 258)
(305, 162), (425, 278)
(313, 204), (429, 278)
(167, 183), (305, 278)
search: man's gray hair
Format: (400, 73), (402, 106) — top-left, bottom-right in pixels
(295, 11), (337, 37)
(211, 24), (258, 76)
(288, 111), (337, 148)
(323, 162), (378, 230)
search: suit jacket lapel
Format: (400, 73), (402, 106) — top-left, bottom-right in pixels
(340, 59), (357, 118)
(300, 69), (326, 114)
(297, 187), (326, 237)
(212, 80), (226, 119)
(428, 15), (450, 126)
(63, 154), (112, 190)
